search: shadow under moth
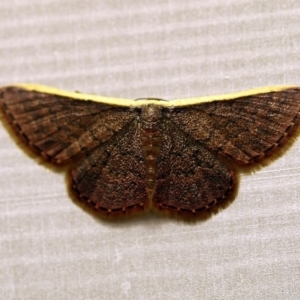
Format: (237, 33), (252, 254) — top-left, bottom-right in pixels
(0, 84), (299, 219)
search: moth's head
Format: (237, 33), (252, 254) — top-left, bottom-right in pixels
(140, 102), (163, 122)
(134, 97), (168, 102)
(132, 98), (170, 112)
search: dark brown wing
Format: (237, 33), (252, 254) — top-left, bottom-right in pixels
(0, 86), (136, 164)
(153, 88), (300, 216)
(153, 120), (234, 215)
(168, 88), (300, 165)
(71, 121), (148, 215)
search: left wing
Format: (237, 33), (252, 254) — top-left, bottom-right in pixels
(0, 85), (136, 165)
(71, 120), (148, 215)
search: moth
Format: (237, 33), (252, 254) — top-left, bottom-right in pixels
(1, 84), (300, 219)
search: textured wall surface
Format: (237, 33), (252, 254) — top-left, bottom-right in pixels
(0, 1), (300, 299)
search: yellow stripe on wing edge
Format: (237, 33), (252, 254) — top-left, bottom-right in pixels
(13, 83), (135, 106)
(172, 85), (296, 106)
(12, 83), (295, 107)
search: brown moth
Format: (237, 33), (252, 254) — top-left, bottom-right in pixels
(1, 84), (300, 219)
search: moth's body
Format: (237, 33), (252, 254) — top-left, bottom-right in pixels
(1, 84), (300, 219)
(140, 104), (163, 200)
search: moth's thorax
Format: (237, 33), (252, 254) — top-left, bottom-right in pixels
(140, 104), (163, 199)
(140, 104), (162, 129)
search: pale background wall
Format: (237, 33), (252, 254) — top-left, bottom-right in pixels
(0, 1), (300, 299)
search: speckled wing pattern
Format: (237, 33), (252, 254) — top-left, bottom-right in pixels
(168, 89), (300, 164)
(153, 118), (234, 214)
(71, 121), (149, 214)
(1, 85), (300, 218)
(0, 87), (137, 164)
(0, 86), (149, 214)
(153, 89), (300, 215)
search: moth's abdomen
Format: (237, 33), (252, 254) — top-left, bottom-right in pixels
(141, 127), (161, 190)
(140, 105), (163, 200)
